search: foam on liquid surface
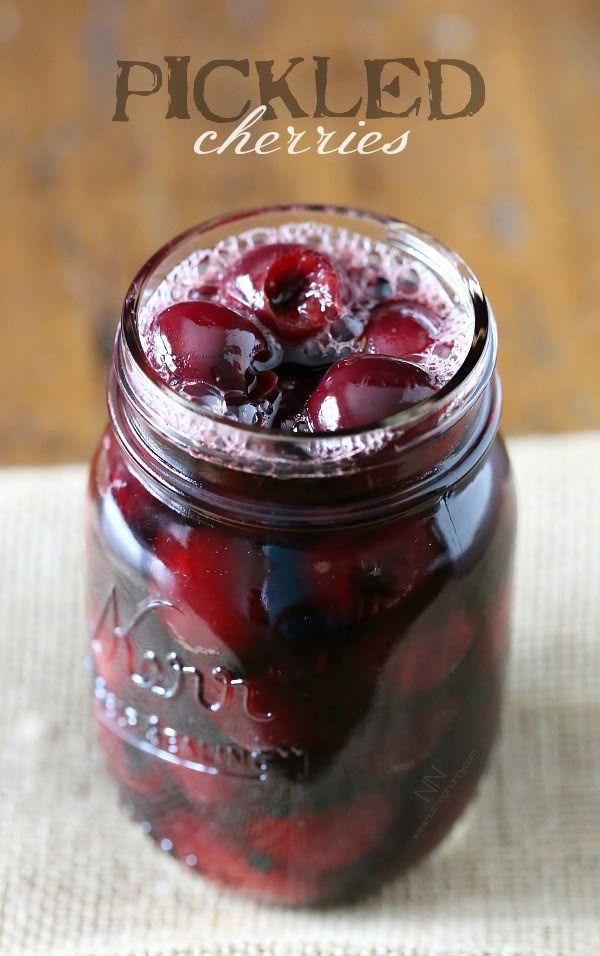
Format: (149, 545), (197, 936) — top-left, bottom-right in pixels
(138, 222), (474, 430)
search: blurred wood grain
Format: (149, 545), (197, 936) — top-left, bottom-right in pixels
(1, 0), (599, 465)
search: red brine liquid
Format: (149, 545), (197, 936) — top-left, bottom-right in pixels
(86, 212), (515, 905)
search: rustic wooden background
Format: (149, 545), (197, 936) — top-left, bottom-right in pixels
(1, 0), (598, 465)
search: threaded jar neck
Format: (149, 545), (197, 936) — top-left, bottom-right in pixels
(109, 205), (499, 528)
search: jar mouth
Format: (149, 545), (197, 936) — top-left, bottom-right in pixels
(115, 204), (496, 475)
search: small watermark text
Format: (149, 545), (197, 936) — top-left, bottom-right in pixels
(412, 748), (477, 839)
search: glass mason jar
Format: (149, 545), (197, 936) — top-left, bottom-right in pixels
(85, 205), (516, 906)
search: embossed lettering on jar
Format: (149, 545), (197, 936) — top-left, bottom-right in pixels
(85, 205), (516, 906)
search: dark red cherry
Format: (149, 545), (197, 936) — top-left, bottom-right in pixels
(221, 243), (290, 312)
(150, 523), (267, 661)
(473, 588), (512, 676)
(306, 355), (437, 432)
(146, 300), (271, 396)
(362, 299), (437, 359)
(307, 514), (441, 627)
(96, 430), (160, 558)
(247, 794), (393, 874)
(158, 809), (324, 903)
(264, 247), (341, 341)
(221, 242), (343, 342)
(95, 718), (164, 797)
(339, 691), (458, 781)
(247, 368), (279, 403)
(384, 609), (475, 696)
(167, 733), (243, 806)
(271, 363), (328, 429)
(208, 663), (322, 754)
(209, 650), (374, 758)
(376, 693), (459, 776)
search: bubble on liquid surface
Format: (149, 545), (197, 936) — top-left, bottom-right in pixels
(398, 267), (420, 295)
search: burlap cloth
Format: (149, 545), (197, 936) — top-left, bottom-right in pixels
(1, 432), (599, 956)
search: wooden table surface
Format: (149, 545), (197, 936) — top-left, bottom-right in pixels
(1, 0), (599, 465)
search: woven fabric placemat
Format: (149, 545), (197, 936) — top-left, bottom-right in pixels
(1, 433), (599, 956)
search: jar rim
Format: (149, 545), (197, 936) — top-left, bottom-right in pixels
(115, 204), (497, 476)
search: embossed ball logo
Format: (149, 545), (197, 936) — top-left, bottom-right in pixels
(91, 586), (310, 782)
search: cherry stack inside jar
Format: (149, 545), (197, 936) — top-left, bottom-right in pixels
(86, 209), (516, 905)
